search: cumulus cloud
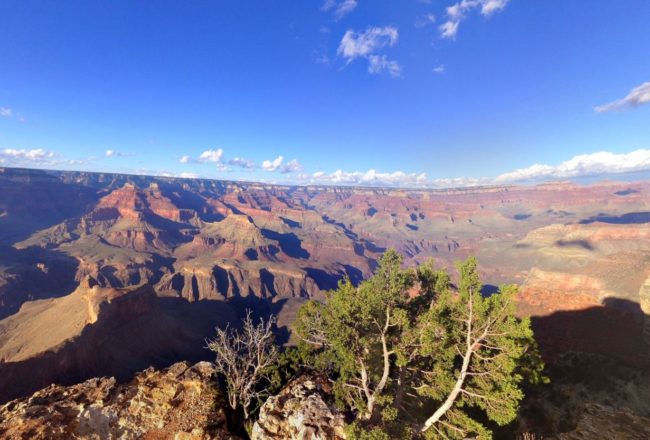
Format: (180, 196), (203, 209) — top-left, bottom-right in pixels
(178, 172), (199, 179)
(433, 64), (446, 74)
(287, 149), (650, 189)
(262, 155), (284, 172)
(299, 169), (429, 187)
(179, 148), (224, 164)
(337, 26), (401, 77)
(322, 0), (358, 20)
(198, 149), (224, 163)
(338, 26), (398, 60)
(281, 159), (302, 174)
(440, 0), (510, 39)
(0, 148), (57, 165)
(228, 157), (256, 169)
(595, 81), (650, 113)
(105, 150), (133, 158)
(0, 107), (13, 118)
(494, 149), (650, 183)
(368, 55), (402, 77)
(439, 20), (460, 38)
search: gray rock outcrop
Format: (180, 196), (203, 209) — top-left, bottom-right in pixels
(252, 374), (346, 440)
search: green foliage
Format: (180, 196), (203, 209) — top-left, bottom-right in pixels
(345, 423), (391, 440)
(296, 249), (415, 419)
(295, 250), (546, 438)
(265, 346), (305, 396)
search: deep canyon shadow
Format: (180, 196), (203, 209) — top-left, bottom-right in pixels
(497, 298), (650, 439)
(0, 292), (239, 403)
(580, 211), (650, 225)
(260, 229), (310, 259)
(0, 246), (80, 320)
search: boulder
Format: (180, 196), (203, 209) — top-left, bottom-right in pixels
(252, 374), (346, 440)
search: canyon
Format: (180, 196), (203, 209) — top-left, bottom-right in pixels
(1, 166), (649, 406)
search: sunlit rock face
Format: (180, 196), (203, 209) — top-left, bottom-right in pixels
(0, 361), (238, 440)
(252, 374), (346, 440)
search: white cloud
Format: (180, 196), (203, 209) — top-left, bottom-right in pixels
(337, 26), (400, 77)
(433, 64), (446, 74)
(179, 172), (199, 179)
(198, 149), (224, 163)
(368, 55), (402, 77)
(0, 107), (13, 118)
(299, 168), (429, 187)
(322, 0), (358, 20)
(281, 159), (302, 174)
(105, 150), (133, 158)
(338, 26), (398, 61)
(290, 149), (650, 189)
(228, 157), (256, 169)
(440, 0), (510, 39)
(481, 0), (509, 15)
(179, 148), (224, 164)
(262, 155), (284, 171)
(0, 148), (57, 165)
(440, 20), (460, 38)
(494, 149), (650, 183)
(595, 81), (650, 113)
(415, 13), (437, 28)
(430, 176), (488, 187)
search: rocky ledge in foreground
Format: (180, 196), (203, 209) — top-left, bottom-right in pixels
(0, 361), (236, 440)
(252, 374), (346, 440)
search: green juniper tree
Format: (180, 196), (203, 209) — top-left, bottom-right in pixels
(296, 249), (414, 421)
(296, 251), (544, 439)
(415, 257), (544, 438)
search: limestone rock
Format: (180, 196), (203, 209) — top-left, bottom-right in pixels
(0, 361), (237, 440)
(252, 374), (346, 440)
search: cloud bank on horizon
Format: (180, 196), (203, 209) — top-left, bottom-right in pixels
(2, 147), (649, 189)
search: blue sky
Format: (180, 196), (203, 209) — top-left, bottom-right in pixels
(1, 0), (649, 187)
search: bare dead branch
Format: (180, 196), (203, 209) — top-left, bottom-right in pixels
(206, 310), (279, 419)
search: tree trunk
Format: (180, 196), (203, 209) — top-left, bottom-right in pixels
(420, 347), (471, 431)
(421, 288), (475, 433)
